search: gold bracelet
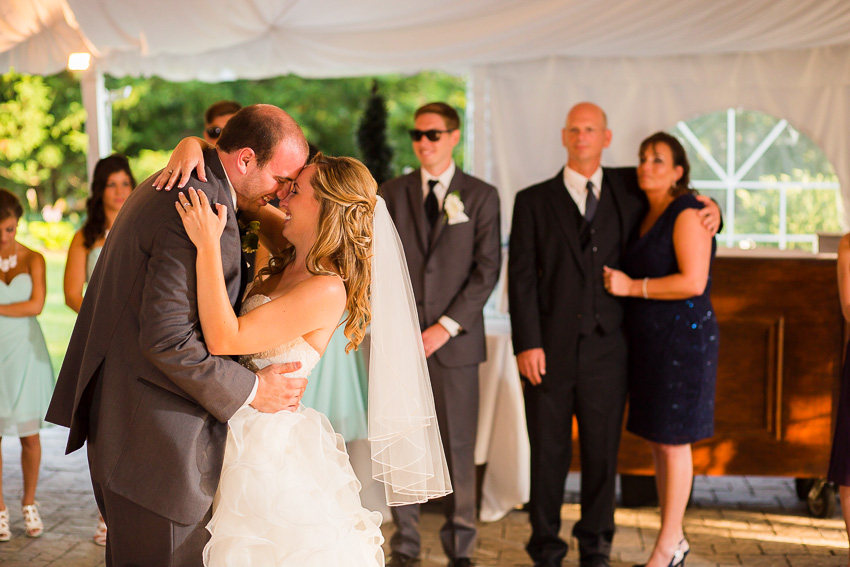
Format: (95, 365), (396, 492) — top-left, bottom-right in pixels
(642, 277), (649, 299)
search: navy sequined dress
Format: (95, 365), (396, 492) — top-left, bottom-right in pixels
(621, 194), (719, 445)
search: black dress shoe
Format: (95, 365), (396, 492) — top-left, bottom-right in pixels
(580, 556), (611, 567)
(387, 552), (420, 567)
(449, 559), (473, 567)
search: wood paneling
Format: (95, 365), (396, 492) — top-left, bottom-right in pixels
(572, 254), (842, 477)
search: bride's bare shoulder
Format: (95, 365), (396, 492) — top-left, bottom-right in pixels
(298, 273), (345, 303)
(265, 272), (345, 309)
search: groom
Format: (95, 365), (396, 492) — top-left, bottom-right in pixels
(46, 105), (310, 566)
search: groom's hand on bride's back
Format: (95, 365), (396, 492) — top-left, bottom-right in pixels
(251, 362), (306, 413)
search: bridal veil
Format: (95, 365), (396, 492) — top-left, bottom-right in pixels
(368, 196), (453, 506)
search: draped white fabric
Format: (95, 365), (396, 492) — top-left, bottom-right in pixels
(3, 0), (850, 78)
(469, 46), (850, 231)
(3, 0), (850, 219)
(0, 0), (91, 74)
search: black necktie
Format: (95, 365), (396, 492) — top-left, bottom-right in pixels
(584, 180), (598, 222)
(425, 179), (440, 227)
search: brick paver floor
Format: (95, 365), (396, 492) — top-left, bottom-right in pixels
(1, 427), (846, 566)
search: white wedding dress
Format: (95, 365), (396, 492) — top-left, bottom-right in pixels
(203, 293), (385, 567)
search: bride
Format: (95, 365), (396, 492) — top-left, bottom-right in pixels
(170, 152), (451, 566)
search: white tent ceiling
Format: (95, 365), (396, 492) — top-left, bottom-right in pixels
(3, 0), (850, 229)
(5, 0), (850, 79)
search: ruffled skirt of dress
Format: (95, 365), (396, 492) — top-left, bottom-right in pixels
(203, 405), (385, 567)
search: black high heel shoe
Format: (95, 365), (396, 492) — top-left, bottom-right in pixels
(632, 538), (690, 567)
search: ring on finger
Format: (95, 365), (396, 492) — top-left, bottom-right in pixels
(168, 169), (174, 174)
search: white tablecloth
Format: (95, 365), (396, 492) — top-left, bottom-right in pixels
(358, 315), (530, 522)
(475, 317), (530, 522)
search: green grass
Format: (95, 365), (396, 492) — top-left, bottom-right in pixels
(39, 250), (77, 373)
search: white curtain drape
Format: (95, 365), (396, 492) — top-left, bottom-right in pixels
(0, 0), (92, 74)
(469, 46), (850, 232)
(6, 0), (850, 78)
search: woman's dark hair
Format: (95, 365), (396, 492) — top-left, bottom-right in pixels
(639, 132), (694, 197)
(83, 154), (136, 249)
(0, 188), (23, 222)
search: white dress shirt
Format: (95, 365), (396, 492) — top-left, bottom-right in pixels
(563, 165), (603, 216)
(420, 161), (462, 338)
(221, 167), (260, 408)
(421, 160), (456, 209)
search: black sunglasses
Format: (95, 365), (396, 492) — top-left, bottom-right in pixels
(205, 126), (222, 140)
(408, 128), (455, 142)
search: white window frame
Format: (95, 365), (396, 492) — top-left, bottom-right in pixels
(676, 108), (840, 250)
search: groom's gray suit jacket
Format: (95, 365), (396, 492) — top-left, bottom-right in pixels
(46, 149), (255, 524)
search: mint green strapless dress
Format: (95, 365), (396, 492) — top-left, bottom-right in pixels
(0, 273), (55, 437)
(86, 245), (103, 281)
(300, 320), (369, 442)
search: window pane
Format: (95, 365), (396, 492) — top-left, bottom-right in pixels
(734, 188), (778, 235)
(739, 124), (839, 183)
(733, 109), (780, 173)
(787, 241), (816, 252)
(678, 112), (728, 177)
(785, 189), (842, 235)
(677, 108), (841, 250)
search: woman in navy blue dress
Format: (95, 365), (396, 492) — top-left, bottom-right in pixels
(829, 233), (850, 567)
(604, 132), (718, 567)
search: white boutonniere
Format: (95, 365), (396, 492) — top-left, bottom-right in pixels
(444, 191), (470, 225)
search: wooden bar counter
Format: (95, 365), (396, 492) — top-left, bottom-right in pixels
(573, 250), (843, 478)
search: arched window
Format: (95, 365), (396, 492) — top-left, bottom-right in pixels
(675, 109), (841, 251)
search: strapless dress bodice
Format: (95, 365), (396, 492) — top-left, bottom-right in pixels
(237, 293), (321, 377)
(86, 246), (102, 281)
(0, 273), (32, 304)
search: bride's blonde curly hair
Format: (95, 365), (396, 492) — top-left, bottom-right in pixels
(260, 153), (376, 352)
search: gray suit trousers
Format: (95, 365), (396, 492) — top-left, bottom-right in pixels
(91, 479), (211, 567)
(391, 358), (479, 560)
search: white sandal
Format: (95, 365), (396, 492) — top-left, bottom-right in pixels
(93, 514), (107, 546)
(21, 503), (43, 538)
(0, 508), (10, 541)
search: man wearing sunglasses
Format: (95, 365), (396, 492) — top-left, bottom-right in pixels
(382, 102), (502, 567)
(204, 100), (242, 144)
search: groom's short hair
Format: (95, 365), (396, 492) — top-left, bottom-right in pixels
(217, 104), (307, 168)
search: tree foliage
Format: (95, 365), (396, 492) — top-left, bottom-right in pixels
(0, 70), (87, 214)
(106, 71), (466, 181)
(356, 80), (394, 185)
(0, 68), (466, 219)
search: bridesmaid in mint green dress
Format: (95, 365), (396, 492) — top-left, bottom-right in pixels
(62, 154), (135, 546)
(301, 317), (369, 442)
(0, 189), (54, 541)
(64, 154), (135, 313)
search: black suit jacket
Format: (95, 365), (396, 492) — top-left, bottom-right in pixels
(507, 167), (644, 372)
(381, 168), (502, 367)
